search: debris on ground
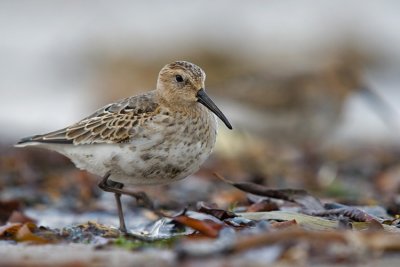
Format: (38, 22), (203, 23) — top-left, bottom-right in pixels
(1, 144), (400, 266)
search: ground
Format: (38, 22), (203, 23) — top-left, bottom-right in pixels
(1, 143), (400, 266)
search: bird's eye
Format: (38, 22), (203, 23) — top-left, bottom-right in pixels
(175, 75), (184, 82)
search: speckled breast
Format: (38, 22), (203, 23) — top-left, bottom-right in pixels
(103, 108), (218, 185)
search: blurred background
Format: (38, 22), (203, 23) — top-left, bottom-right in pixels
(1, 1), (400, 224)
(1, 0), (400, 144)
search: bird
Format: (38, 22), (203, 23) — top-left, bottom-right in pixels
(93, 48), (383, 148)
(15, 61), (233, 233)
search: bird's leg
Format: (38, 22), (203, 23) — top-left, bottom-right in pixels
(98, 172), (127, 233)
(98, 172), (157, 232)
(100, 179), (154, 210)
(114, 193), (127, 233)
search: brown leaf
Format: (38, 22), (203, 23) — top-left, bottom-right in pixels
(16, 223), (50, 244)
(271, 219), (298, 229)
(0, 223), (22, 238)
(173, 215), (222, 238)
(311, 207), (378, 222)
(215, 173), (324, 211)
(247, 199), (279, 212)
(7, 211), (37, 224)
(197, 202), (237, 220)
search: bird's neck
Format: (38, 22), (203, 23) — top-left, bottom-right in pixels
(156, 90), (203, 116)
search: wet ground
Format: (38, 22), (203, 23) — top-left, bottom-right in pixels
(1, 142), (400, 266)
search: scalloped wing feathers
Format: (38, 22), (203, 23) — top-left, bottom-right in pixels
(19, 92), (162, 145)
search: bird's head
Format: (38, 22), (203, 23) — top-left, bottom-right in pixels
(157, 61), (232, 129)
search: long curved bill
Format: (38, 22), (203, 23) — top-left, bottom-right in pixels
(197, 89), (233, 130)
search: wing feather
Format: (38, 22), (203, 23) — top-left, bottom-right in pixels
(18, 91), (163, 145)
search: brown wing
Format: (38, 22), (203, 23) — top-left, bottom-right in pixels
(18, 92), (160, 145)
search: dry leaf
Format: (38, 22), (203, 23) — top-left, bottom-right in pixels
(215, 173), (324, 211)
(247, 199), (279, 212)
(16, 223), (50, 244)
(197, 202), (237, 220)
(271, 219), (298, 229)
(0, 223), (22, 237)
(173, 215), (222, 238)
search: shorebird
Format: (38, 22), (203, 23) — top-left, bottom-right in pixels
(93, 49), (386, 148)
(16, 61), (232, 233)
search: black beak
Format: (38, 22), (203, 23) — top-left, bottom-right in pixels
(197, 89), (232, 129)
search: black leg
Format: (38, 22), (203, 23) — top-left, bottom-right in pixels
(98, 172), (128, 233)
(98, 172), (156, 233)
(114, 193), (127, 233)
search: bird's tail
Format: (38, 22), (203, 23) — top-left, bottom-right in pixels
(14, 135), (44, 148)
(15, 128), (72, 148)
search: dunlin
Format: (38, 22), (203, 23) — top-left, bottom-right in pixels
(16, 61), (232, 233)
(93, 49), (380, 147)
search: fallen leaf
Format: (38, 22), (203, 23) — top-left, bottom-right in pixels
(247, 199), (279, 212)
(0, 223), (22, 237)
(310, 207), (378, 222)
(240, 211), (400, 232)
(224, 216), (255, 228)
(173, 215), (222, 238)
(215, 173), (324, 211)
(197, 202), (237, 220)
(16, 223), (50, 244)
(271, 219), (298, 229)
